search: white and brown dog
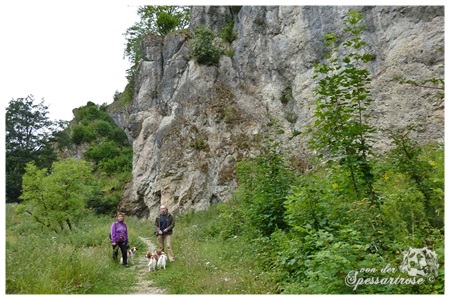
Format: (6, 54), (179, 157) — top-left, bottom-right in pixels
(156, 249), (167, 270)
(146, 251), (158, 272)
(121, 246), (138, 265)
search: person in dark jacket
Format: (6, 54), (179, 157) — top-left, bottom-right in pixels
(111, 212), (129, 267)
(154, 205), (175, 262)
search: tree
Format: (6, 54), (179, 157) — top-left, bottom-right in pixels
(235, 122), (294, 237)
(18, 158), (94, 233)
(123, 6), (190, 67)
(5, 95), (60, 203)
(309, 10), (377, 204)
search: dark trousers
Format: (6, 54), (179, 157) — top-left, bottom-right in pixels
(112, 242), (128, 265)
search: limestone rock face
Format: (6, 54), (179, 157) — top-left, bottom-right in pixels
(109, 6), (444, 220)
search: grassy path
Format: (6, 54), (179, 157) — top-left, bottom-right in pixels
(130, 236), (165, 294)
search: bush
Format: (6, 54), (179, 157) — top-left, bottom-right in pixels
(220, 20), (237, 43)
(190, 27), (222, 66)
(93, 120), (113, 137)
(84, 141), (120, 162)
(235, 139), (294, 237)
(71, 125), (95, 144)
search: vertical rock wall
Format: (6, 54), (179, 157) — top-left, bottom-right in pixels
(108, 6), (444, 219)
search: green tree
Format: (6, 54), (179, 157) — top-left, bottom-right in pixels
(5, 95), (60, 203)
(60, 101), (132, 214)
(18, 158), (94, 233)
(385, 125), (444, 227)
(309, 10), (376, 204)
(235, 127), (294, 237)
(123, 6), (190, 67)
(119, 6), (189, 105)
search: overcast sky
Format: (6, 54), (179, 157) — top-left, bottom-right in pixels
(1, 0), (443, 122)
(0, 1), (142, 122)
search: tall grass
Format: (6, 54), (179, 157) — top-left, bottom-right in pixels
(142, 205), (278, 294)
(5, 205), (143, 294)
(6, 202), (277, 294)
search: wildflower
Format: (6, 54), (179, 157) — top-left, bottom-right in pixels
(332, 183), (339, 189)
(429, 160), (437, 167)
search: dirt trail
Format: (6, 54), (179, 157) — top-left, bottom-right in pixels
(130, 236), (165, 294)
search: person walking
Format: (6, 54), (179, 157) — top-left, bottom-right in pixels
(110, 212), (130, 267)
(154, 205), (175, 262)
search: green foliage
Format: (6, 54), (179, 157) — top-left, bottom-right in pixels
(112, 74), (136, 106)
(6, 204), (141, 294)
(280, 87), (293, 104)
(220, 20), (237, 43)
(284, 112), (298, 124)
(120, 6), (190, 107)
(5, 95), (61, 202)
(190, 26), (222, 66)
(224, 47), (234, 58)
(59, 102), (133, 214)
(71, 124), (96, 144)
(145, 206), (277, 294)
(393, 74), (444, 100)
(85, 141), (120, 162)
(309, 10), (376, 203)
(124, 6), (190, 67)
(190, 136), (209, 151)
(18, 158), (94, 233)
(383, 126), (444, 227)
(285, 168), (349, 231)
(235, 136), (294, 237)
(92, 120), (114, 137)
(218, 20), (237, 59)
(88, 177), (123, 215)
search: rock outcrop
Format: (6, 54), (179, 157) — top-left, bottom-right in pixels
(108, 6), (444, 220)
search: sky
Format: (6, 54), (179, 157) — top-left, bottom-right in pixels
(0, 0), (445, 123)
(0, 0), (142, 122)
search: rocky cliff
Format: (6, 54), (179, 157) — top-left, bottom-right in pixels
(108, 6), (444, 220)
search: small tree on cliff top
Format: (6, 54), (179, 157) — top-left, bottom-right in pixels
(123, 6), (190, 67)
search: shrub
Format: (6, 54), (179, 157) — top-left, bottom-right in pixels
(280, 87), (292, 104)
(71, 125), (95, 144)
(93, 120), (113, 137)
(84, 141), (121, 162)
(190, 136), (209, 151)
(190, 26), (222, 66)
(235, 139), (294, 236)
(220, 20), (237, 43)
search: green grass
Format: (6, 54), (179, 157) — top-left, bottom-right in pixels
(6, 203), (276, 294)
(142, 206), (277, 294)
(5, 204), (139, 294)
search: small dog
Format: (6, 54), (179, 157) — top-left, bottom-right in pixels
(121, 246), (138, 265)
(157, 250), (167, 270)
(146, 251), (158, 272)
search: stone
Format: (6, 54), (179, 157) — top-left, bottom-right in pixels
(108, 6), (444, 220)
